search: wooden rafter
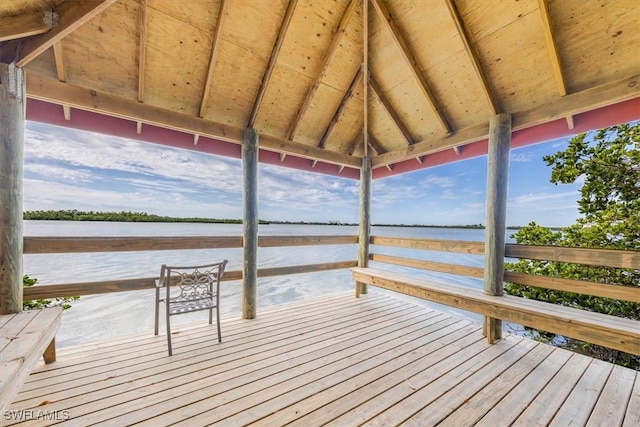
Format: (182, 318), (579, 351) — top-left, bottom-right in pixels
(444, 0), (498, 115)
(15, 0), (117, 67)
(247, 0), (298, 128)
(317, 64), (364, 149)
(137, 0), (147, 103)
(372, 74), (640, 168)
(26, 75), (362, 168)
(368, 134), (392, 171)
(367, 133), (386, 155)
(369, 72), (414, 145)
(538, 0), (574, 129)
(199, 0), (228, 118)
(53, 42), (66, 82)
(0, 10), (57, 42)
(286, 0), (357, 141)
(346, 132), (364, 156)
(370, 0), (451, 134)
(52, 41), (72, 120)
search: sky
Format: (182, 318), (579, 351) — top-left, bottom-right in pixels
(22, 121), (585, 227)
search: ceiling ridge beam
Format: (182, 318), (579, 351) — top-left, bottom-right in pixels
(371, 74), (640, 167)
(369, 72), (414, 145)
(199, 0), (228, 118)
(247, 0), (298, 128)
(137, 0), (147, 103)
(370, 0), (452, 134)
(444, 0), (499, 116)
(538, 0), (574, 129)
(317, 64), (364, 149)
(15, 0), (118, 67)
(286, 0), (358, 141)
(26, 74), (361, 168)
(0, 10), (58, 42)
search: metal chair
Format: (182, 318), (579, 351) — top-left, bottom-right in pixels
(154, 260), (227, 356)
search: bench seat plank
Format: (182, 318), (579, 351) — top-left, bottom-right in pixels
(0, 307), (62, 412)
(352, 267), (639, 355)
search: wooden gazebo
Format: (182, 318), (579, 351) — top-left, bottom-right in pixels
(1, 1), (640, 423)
(2, 0), (639, 315)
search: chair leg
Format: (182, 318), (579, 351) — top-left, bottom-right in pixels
(209, 307), (213, 325)
(166, 313), (172, 356)
(154, 288), (160, 336)
(216, 307), (222, 343)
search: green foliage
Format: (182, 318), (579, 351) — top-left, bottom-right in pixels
(505, 123), (640, 369)
(23, 275), (79, 311)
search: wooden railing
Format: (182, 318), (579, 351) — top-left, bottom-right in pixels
(369, 236), (640, 304)
(23, 235), (358, 300)
(24, 234), (639, 304)
(22, 233), (638, 354)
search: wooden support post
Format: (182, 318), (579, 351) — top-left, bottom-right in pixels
(0, 62), (25, 314)
(356, 156), (372, 297)
(483, 113), (511, 342)
(242, 128), (259, 319)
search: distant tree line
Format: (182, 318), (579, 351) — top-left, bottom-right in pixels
(23, 209), (265, 224)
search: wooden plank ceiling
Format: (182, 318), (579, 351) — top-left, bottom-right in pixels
(1, 0), (639, 179)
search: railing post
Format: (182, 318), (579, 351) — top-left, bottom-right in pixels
(0, 62), (25, 315)
(483, 113), (511, 342)
(357, 156), (372, 297)
(242, 128), (258, 319)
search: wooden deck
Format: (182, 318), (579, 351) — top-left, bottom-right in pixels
(3, 292), (639, 426)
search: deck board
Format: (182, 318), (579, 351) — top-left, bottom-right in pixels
(4, 291), (638, 426)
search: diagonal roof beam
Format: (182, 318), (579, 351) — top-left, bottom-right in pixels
(346, 131), (364, 156)
(0, 10), (58, 42)
(367, 134), (392, 171)
(369, 72), (414, 145)
(367, 133), (386, 155)
(444, 0), (499, 116)
(538, 0), (574, 129)
(370, 0), (451, 134)
(199, 0), (228, 118)
(16, 0), (117, 67)
(317, 64), (364, 149)
(247, 0), (298, 127)
(137, 0), (147, 103)
(286, 0), (358, 141)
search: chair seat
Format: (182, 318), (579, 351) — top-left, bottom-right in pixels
(169, 296), (217, 314)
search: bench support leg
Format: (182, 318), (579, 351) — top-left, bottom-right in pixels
(484, 318), (501, 344)
(43, 337), (56, 364)
(355, 282), (367, 298)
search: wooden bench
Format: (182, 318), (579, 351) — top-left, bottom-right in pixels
(0, 307), (63, 412)
(352, 267), (640, 355)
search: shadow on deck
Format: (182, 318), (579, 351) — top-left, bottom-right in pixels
(4, 292), (639, 426)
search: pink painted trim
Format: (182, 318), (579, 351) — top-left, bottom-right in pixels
(373, 98), (640, 179)
(26, 97), (639, 180)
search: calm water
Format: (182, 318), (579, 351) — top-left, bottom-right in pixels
(24, 221), (512, 347)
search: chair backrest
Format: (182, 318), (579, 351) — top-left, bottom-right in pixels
(160, 260), (227, 302)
